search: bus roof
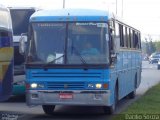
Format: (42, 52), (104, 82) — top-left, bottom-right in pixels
(8, 7), (35, 9)
(30, 9), (112, 22)
(0, 6), (12, 31)
(0, 5), (9, 11)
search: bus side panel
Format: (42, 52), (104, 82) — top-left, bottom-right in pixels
(0, 60), (13, 101)
(0, 47), (13, 101)
(116, 50), (141, 100)
(127, 51), (135, 94)
(116, 51), (128, 99)
(110, 68), (118, 105)
(135, 52), (142, 88)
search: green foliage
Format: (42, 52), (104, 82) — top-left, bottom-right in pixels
(141, 41), (147, 54)
(112, 83), (160, 120)
(142, 40), (160, 55)
(142, 40), (156, 55)
(154, 41), (160, 52)
(123, 84), (160, 114)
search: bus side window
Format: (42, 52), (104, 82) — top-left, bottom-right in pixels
(119, 24), (124, 47)
(134, 32), (139, 49)
(115, 22), (120, 50)
(132, 30), (135, 48)
(0, 31), (1, 46)
(123, 26), (128, 48)
(109, 20), (115, 51)
(127, 28), (131, 48)
(130, 29), (133, 48)
(0, 31), (8, 37)
(138, 33), (141, 49)
(131, 30), (141, 49)
(0, 30), (10, 47)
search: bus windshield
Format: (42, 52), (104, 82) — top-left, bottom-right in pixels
(10, 8), (35, 74)
(10, 9), (35, 35)
(28, 22), (109, 65)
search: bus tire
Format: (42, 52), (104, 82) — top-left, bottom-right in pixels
(157, 65), (160, 70)
(128, 74), (137, 99)
(128, 90), (136, 99)
(42, 105), (55, 115)
(103, 84), (118, 114)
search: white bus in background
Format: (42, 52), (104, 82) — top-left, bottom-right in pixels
(8, 7), (37, 95)
(9, 7), (36, 75)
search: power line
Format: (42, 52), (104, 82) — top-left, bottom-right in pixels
(63, 0), (65, 8)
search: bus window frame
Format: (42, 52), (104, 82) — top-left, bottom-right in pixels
(113, 19), (141, 50)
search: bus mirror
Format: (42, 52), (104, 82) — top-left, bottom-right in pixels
(19, 36), (26, 55)
(105, 34), (109, 41)
(111, 52), (117, 63)
(114, 37), (120, 52)
(21, 33), (27, 36)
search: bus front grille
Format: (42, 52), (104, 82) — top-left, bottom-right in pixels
(46, 82), (85, 89)
(31, 72), (102, 78)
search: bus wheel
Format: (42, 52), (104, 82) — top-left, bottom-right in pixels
(157, 65), (160, 70)
(103, 85), (118, 114)
(128, 90), (136, 99)
(42, 105), (55, 115)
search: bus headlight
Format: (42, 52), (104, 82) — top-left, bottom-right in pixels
(30, 83), (45, 89)
(96, 84), (102, 89)
(31, 83), (38, 88)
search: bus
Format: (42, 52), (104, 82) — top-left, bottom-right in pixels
(0, 6), (13, 101)
(9, 7), (36, 95)
(20, 9), (142, 114)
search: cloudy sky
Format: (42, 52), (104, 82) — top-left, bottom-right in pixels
(1, 0), (160, 40)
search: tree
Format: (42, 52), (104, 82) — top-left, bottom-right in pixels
(141, 41), (147, 54)
(143, 38), (156, 55)
(145, 41), (150, 55)
(148, 40), (156, 54)
(154, 41), (160, 52)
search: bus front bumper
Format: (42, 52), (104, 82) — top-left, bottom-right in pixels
(26, 90), (110, 106)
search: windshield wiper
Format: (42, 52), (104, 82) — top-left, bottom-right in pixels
(48, 54), (64, 64)
(71, 45), (87, 65)
(42, 54), (64, 68)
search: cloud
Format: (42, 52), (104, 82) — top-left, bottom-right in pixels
(1, 0), (160, 35)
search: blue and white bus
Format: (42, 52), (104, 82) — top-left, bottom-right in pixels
(21, 9), (141, 114)
(0, 6), (13, 101)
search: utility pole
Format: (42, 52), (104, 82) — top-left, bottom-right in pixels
(115, 0), (124, 17)
(116, 0), (117, 15)
(63, 0), (65, 8)
(122, 0), (123, 17)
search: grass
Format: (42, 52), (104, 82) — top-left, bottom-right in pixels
(113, 83), (160, 120)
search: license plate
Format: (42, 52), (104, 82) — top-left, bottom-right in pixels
(59, 93), (73, 99)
